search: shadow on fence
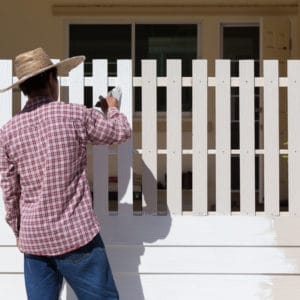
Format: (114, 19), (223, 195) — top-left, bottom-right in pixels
(64, 158), (172, 299)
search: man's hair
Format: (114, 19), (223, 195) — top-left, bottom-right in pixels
(19, 67), (58, 96)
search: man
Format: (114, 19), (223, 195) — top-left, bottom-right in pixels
(0, 48), (131, 299)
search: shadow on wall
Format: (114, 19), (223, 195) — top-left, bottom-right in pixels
(63, 158), (172, 300)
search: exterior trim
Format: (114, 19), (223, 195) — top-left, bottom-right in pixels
(52, 4), (298, 16)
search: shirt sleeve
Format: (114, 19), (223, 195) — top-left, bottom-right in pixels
(0, 130), (21, 237)
(85, 107), (131, 145)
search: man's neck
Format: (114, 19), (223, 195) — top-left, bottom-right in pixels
(28, 88), (51, 100)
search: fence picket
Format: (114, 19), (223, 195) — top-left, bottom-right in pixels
(0, 61), (13, 127)
(239, 61), (256, 215)
(264, 60), (280, 216)
(0, 58), (295, 218)
(192, 60), (208, 215)
(117, 60), (133, 216)
(167, 60), (182, 215)
(69, 61), (84, 105)
(215, 60), (231, 215)
(92, 60), (109, 217)
(288, 60), (300, 216)
(0, 60), (14, 245)
(142, 60), (157, 215)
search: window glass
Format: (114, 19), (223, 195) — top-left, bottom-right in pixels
(70, 24), (131, 107)
(70, 24), (131, 76)
(135, 24), (197, 111)
(69, 24), (197, 111)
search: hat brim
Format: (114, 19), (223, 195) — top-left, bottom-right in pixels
(0, 55), (85, 93)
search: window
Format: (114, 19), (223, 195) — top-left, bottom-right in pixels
(69, 23), (198, 111)
(70, 24), (131, 76)
(70, 24), (131, 107)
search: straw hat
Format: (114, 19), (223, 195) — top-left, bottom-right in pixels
(0, 47), (85, 93)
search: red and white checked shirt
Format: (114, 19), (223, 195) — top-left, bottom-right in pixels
(0, 96), (131, 255)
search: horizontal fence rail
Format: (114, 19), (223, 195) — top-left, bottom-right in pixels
(0, 59), (299, 221)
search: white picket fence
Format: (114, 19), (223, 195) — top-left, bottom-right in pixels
(1, 59), (300, 299)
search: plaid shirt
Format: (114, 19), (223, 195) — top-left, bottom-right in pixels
(0, 96), (131, 255)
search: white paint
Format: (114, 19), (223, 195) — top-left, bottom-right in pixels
(115, 275), (300, 300)
(215, 60), (231, 214)
(192, 60), (208, 215)
(239, 60), (256, 215)
(106, 245), (297, 274)
(0, 247), (23, 272)
(167, 60), (182, 215)
(0, 275), (27, 300)
(287, 60), (300, 216)
(100, 215), (300, 246)
(264, 60), (280, 216)
(142, 60), (158, 214)
(117, 60), (133, 215)
(68, 60), (84, 104)
(0, 60), (12, 127)
(91, 60), (109, 217)
(3, 274), (300, 300)
(0, 60), (14, 245)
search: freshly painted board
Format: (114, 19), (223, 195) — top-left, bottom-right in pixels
(288, 60), (300, 216)
(0, 60), (14, 246)
(264, 61), (280, 216)
(239, 60), (256, 215)
(107, 246), (300, 274)
(192, 60), (208, 215)
(2, 274), (300, 300)
(117, 60), (133, 215)
(142, 60), (157, 214)
(215, 60), (231, 215)
(91, 60), (109, 217)
(68, 61), (84, 105)
(0, 275), (27, 300)
(167, 60), (182, 215)
(114, 275), (300, 300)
(100, 215), (300, 246)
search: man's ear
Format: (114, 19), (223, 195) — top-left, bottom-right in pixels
(48, 71), (59, 100)
(49, 72), (58, 84)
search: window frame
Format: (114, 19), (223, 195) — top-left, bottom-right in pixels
(66, 20), (202, 118)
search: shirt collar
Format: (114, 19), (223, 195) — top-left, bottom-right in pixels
(22, 96), (55, 113)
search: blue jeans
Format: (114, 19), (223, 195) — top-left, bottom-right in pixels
(24, 234), (119, 300)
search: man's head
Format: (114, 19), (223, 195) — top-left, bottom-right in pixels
(0, 47), (85, 94)
(19, 67), (58, 99)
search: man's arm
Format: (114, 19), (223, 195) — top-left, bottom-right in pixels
(0, 132), (21, 237)
(86, 96), (131, 145)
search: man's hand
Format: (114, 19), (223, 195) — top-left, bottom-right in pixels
(106, 96), (119, 108)
(99, 96), (118, 114)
